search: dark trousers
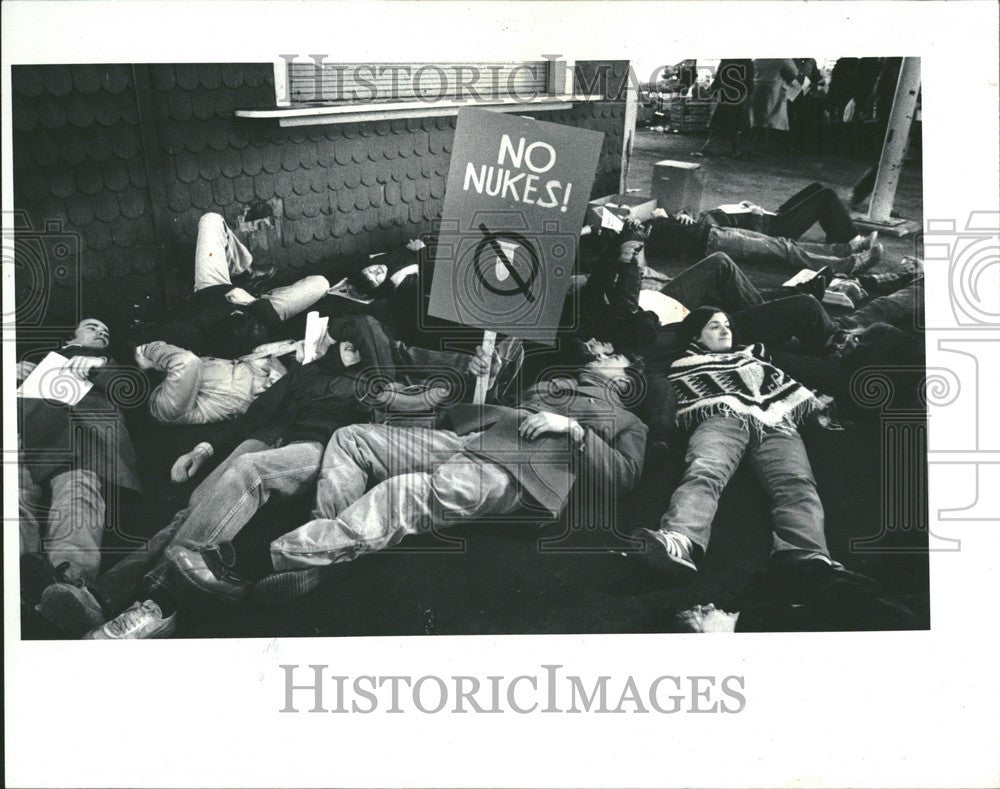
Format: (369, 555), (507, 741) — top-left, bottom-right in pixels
(768, 182), (858, 242)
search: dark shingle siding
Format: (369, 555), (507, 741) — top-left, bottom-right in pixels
(13, 63), (626, 326)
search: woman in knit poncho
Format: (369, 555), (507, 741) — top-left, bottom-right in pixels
(638, 305), (840, 576)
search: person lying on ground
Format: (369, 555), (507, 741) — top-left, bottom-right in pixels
(768, 275), (925, 410)
(645, 206), (882, 276)
(136, 338), (298, 425)
(18, 319), (146, 624)
(120, 347), (650, 625)
(47, 322), (522, 638)
(634, 307), (842, 582)
(583, 219), (835, 354)
(294, 240), (430, 349)
(150, 212), (332, 358)
(701, 182), (862, 244)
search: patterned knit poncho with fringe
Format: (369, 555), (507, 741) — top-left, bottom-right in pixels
(668, 342), (821, 435)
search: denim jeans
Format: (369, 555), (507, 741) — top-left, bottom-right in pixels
(96, 439), (323, 610)
(705, 226), (858, 274)
(194, 212), (329, 321)
(20, 467), (105, 584)
(270, 424), (519, 569)
(660, 415), (831, 562)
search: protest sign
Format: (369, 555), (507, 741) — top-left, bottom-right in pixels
(427, 107), (604, 344)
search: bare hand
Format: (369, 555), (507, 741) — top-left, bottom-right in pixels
(134, 343), (155, 369)
(467, 346), (501, 384)
(16, 360), (38, 383)
(66, 355), (106, 381)
(676, 213), (696, 226)
(171, 446), (210, 483)
(519, 411), (576, 441)
(225, 287), (257, 306)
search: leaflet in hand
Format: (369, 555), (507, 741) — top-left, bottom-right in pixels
(16, 352), (94, 405)
(302, 311), (330, 365)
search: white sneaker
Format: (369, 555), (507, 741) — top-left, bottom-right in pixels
(84, 600), (176, 640)
(636, 528), (699, 577)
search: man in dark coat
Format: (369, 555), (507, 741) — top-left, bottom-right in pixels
(262, 350), (648, 574)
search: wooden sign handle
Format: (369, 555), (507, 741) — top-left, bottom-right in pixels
(472, 330), (497, 405)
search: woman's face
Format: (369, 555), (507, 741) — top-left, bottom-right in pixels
(361, 263), (388, 290)
(698, 312), (733, 351)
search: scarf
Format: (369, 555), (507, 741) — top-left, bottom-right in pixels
(669, 342), (820, 435)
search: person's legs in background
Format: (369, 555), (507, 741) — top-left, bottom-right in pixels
(660, 252), (765, 313)
(193, 212), (253, 292)
(771, 183), (858, 242)
(260, 275), (331, 321)
(732, 294), (837, 353)
(705, 226), (871, 275)
(836, 277), (923, 332)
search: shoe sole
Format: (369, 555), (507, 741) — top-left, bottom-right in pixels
(251, 567), (332, 605)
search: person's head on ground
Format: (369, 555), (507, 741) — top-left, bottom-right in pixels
(314, 331), (363, 374)
(68, 318), (110, 350)
(672, 603), (739, 633)
(681, 306), (734, 352)
(359, 262), (388, 291)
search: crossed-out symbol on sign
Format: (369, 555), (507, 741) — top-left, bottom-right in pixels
(474, 223), (540, 303)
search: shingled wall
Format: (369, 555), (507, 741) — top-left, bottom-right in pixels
(12, 62), (629, 329)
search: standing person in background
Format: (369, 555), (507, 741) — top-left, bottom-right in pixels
(746, 58), (801, 154)
(826, 57), (859, 154)
(787, 58), (822, 153)
(696, 59), (754, 157)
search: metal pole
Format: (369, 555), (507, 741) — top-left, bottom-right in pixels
(867, 57), (921, 223)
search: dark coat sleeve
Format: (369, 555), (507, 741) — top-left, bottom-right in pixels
(575, 412), (648, 497)
(208, 369), (295, 457)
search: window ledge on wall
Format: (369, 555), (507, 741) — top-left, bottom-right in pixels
(234, 94), (601, 127)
